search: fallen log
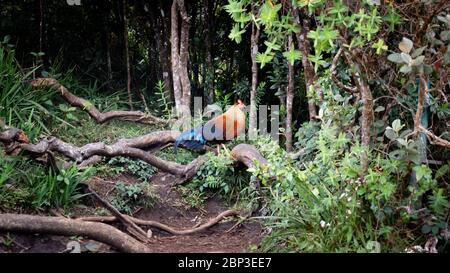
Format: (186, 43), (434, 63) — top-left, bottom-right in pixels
(30, 78), (169, 125)
(0, 213), (151, 253)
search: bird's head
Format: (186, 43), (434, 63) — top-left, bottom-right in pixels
(235, 99), (246, 109)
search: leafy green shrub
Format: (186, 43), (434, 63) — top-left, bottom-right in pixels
(107, 157), (156, 182)
(0, 150), (16, 187)
(29, 165), (95, 209)
(0, 152), (31, 210)
(0, 43), (63, 141)
(156, 148), (198, 165)
(1, 157), (96, 211)
(192, 151), (250, 200)
(249, 105), (449, 252)
(177, 185), (206, 209)
(154, 80), (173, 118)
(110, 181), (157, 214)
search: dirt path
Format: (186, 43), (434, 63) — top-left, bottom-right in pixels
(0, 172), (263, 253)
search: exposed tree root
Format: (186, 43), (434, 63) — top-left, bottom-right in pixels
(77, 209), (239, 235)
(85, 185), (149, 243)
(0, 213), (151, 253)
(30, 78), (169, 125)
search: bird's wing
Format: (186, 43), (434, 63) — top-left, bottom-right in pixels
(202, 115), (224, 141)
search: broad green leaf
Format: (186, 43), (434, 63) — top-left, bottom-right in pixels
(235, 12), (251, 24)
(411, 46), (427, 58)
(334, 94), (345, 102)
(444, 51), (450, 65)
(413, 165), (431, 182)
(400, 53), (412, 64)
(392, 119), (404, 132)
(385, 127), (397, 140)
(399, 65), (412, 74)
(413, 55), (425, 66)
(397, 138), (408, 147)
(437, 15), (450, 25)
(387, 53), (403, 63)
(308, 54), (326, 72)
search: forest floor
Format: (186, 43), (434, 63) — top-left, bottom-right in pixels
(0, 171), (263, 253)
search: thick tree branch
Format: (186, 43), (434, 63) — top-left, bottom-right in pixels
(330, 47), (357, 94)
(1, 128), (267, 183)
(30, 78), (168, 125)
(419, 125), (450, 148)
(293, 8), (318, 119)
(342, 49), (373, 175)
(413, 76), (427, 135)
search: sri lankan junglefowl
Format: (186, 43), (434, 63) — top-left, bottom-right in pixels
(174, 100), (246, 152)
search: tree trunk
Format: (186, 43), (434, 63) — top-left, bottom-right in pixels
(286, 35), (295, 152)
(178, 0), (191, 113)
(204, 0), (214, 105)
(39, 0), (43, 53)
(160, 2), (174, 101)
(106, 30), (113, 91)
(123, 0), (133, 110)
(170, 0), (191, 118)
(170, 0), (191, 117)
(148, 2), (173, 102)
(293, 10), (317, 120)
(249, 23), (260, 140)
(358, 76), (373, 175)
(343, 50), (373, 175)
(189, 1), (199, 98)
(170, 0), (183, 113)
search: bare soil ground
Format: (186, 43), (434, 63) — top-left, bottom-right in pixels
(0, 172), (264, 253)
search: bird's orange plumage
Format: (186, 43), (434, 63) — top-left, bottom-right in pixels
(204, 99), (246, 141)
(174, 100), (246, 151)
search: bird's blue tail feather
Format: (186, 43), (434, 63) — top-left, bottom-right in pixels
(174, 126), (206, 153)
